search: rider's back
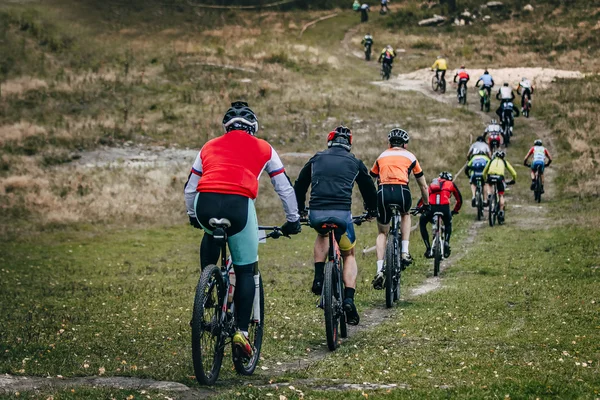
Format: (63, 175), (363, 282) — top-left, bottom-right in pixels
(372, 147), (422, 185)
(198, 130), (275, 198)
(303, 146), (369, 210)
(499, 86), (513, 99)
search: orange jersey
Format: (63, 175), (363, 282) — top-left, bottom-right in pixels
(370, 147), (424, 185)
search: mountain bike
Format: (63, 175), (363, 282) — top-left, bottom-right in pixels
(364, 43), (372, 61)
(457, 83), (467, 104)
(412, 207), (445, 277)
(381, 62), (392, 80)
(372, 204), (404, 308)
(522, 93), (531, 118)
(526, 162), (548, 203)
(487, 176), (501, 227)
(191, 219), (284, 385)
(303, 212), (370, 351)
(501, 113), (512, 146)
(431, 73), (446, 94)
(474, 175), (485, 221)
(478, 87), (490, 112)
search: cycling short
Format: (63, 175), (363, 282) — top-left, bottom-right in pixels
(486, 175), (506, 195)
(531, 160), (545, 173)
(377, 184), (411, 225)
(308, 209), (355, 252)
(194, 192), (258, 265)
(470, 172), (484, 185)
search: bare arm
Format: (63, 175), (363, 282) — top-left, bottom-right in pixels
(416, 175), (429, 205)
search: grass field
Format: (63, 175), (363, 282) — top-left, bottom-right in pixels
(1, 0), (599, 399)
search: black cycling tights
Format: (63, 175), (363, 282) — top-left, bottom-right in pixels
(233, 262), (256, 332)
(419, 205), (452, 248)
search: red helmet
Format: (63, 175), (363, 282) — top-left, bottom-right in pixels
(327, 126), (353, 148)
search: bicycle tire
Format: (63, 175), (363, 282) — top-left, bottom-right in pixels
(323, 261), (339, 351)
(385, 233), (396, 308)
(232, 274), (264, 376)
(476, 185), (483, 221)
(433, 221), (441, 277)
(488, 194), (496, 227)
(191, 265), (226, 385)
(338, 266), (347, 339)
(431, 76), (439, 92)
(440, 79), (446, 94)
(535, 174), (542, 203)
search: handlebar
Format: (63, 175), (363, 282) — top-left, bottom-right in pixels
(352, 212), (371, 226)
(409, 207), (424, 216)
(258, 226), (286, 239)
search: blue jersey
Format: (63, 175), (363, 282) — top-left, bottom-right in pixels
(479, 74), (493, 86)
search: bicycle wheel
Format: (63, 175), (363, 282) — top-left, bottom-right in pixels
(476, 186), (483, 221)
(440, 79), (446, 94)
(323, 261), (339, 351)
(535, 175), (542, 203)
(232, 274), (264, 376)
(431, 76), (439, 92)
(191, 265), (226, 385)
(433, 224), (441, 277)
(488, 194), (496, 227)
(338, 267), (347, 339)
(384, 233), (397, 308)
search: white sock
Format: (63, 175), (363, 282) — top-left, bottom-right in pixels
(402, 240), (409, 253)
(376, 260), (384, 273)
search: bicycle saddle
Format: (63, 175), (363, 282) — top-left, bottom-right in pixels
(310, 216), (347, 236)
(209, 218), (231, 228)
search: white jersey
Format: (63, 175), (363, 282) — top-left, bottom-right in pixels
(532, 145), (547, 162)
(520, 79), (531, 89)
(499, 86), (513, 100)
(469, 141), (490, 156)
(485, 124), (501, 134)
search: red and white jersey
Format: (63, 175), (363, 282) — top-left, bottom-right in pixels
(526, 145), (551, 163)
(184, 130), (298, 221)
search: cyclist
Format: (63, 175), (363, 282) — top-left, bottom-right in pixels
(380, 0), (389, 14)
(453, 65), (470, 99)
(184, 101), (301, 358)
(483, 150), (517, 224)
(497, 101), (520, 135)
(483, 119), (503, 150)
(370, 128), (430, 289)
(294, 126), (377, 325)
(417, 172), (462, 259)
(378, 45), (396, 70)
(467, 135), (492, 160)
(360, 3), (370, 22)
(353, 0), (360, 11)
(475, 69), (494, 110)
(362, 33), (374, 60)
(465, 152), (490, 206)
(523, 139), (552, 193)
(431, 55), (448, 85)
(517, 77), (534, 111)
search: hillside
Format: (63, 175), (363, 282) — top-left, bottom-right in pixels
(0, 0), (599, 399)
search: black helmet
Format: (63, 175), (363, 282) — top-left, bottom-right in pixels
(388, 128), (409, 147)
(439, 171), (453, 181)
(490, 119), (498, 124)
(476, 136), (485, 142)
(327, 126), (352, 150)
(503, 82), (509, 86)
(222, 101), (259, 135)
(494, 150), (505, 159)
(534, 139), (542, 146)
(484, 69), (489, 74)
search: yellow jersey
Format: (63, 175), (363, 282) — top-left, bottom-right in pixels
(431, 58), (447, 71)
(483, 158), (517, 180)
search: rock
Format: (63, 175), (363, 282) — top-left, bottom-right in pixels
(486, 1), (503, 8)
(454, 18), (460, 25)
(418, 14), (446, 26)
(460, 19), (466, 25)
(461, 10), (472, 18)
(483, 15), (491, 21)
(523, 4), (534, 11)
